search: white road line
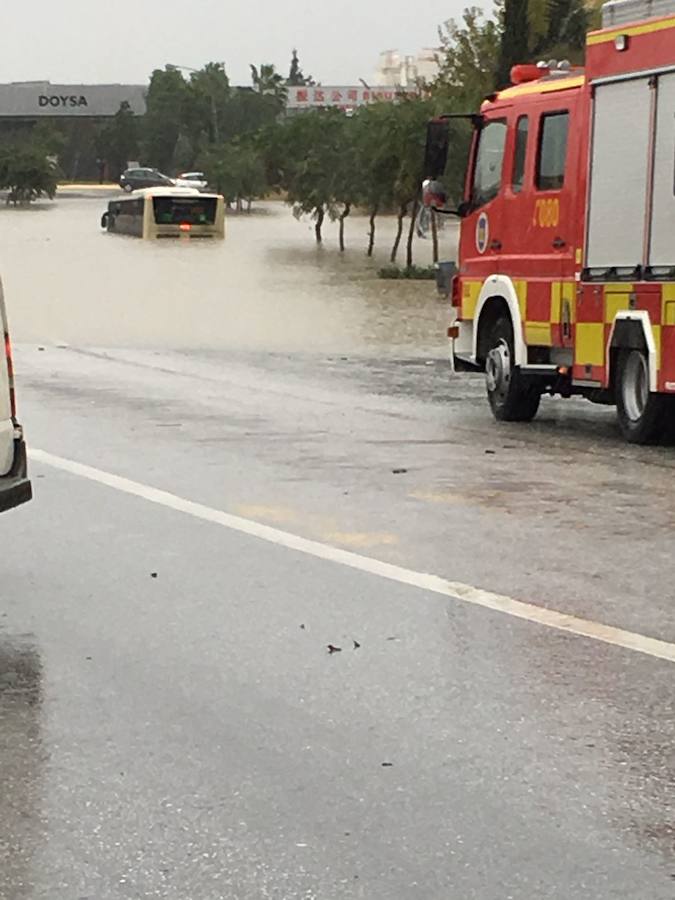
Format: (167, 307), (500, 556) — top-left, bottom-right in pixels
(31, 447), (675, 665)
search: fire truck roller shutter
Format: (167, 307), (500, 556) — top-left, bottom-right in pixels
(587, 78), (651, 270)
(473, 275), (528, 367)
(648, 72), (675, 268)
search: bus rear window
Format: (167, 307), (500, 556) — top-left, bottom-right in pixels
(153, 197), (217, 225)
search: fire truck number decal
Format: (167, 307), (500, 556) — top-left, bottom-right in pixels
(533, 198), (560, 228)
(475, 212), (489, 254)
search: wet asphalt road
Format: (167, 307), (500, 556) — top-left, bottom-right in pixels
(1, 197), (675, 898)
(1, 344), (674, 900)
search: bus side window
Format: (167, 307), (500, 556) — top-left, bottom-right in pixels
(537, 112), (569, 191)
(471, 119), (507, 208)
(512, 116), (529, 193)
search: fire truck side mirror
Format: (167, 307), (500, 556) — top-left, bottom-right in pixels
(424, 118), (450, 180)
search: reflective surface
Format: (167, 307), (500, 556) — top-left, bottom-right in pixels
(2, 192), (675, 899)
(3, 195), (456, 357)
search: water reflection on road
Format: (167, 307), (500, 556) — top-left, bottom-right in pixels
(0, 636), (44, 900)
(1, 196), (457, 357)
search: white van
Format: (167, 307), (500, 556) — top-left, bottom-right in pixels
(0, 279), (31, 512)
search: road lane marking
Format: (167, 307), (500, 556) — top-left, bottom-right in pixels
(31, 447), (675, 665)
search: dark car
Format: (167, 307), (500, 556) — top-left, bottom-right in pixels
(119, 167), (174, 192)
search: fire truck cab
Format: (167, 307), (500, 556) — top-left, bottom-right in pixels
(430, 0), (675, 443)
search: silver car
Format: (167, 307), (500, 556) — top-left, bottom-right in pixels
(173, 171), (209, 191)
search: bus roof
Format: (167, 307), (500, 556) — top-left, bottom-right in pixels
(123, 187), (222, 200)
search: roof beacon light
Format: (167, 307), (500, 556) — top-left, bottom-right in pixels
(510, 64), (547, 84)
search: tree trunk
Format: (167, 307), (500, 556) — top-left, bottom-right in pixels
(247, 198), (252, 213)
(315, 207), (325, 243)
(338, 203), (351, 252)
(390, 203), (407, 263)
(406, 197), (420, 268)
(430, 208), (439, 264)
(367, 206), (378, 257)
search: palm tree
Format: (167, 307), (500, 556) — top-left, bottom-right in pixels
(250, 64), (288, 103)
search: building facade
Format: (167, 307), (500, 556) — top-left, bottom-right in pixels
(0, 82), (146, 118)
(374, 49), (439, 87)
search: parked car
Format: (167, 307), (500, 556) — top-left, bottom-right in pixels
(0, 279), (31, 513)
(119, 168), (174, 192)
(173, 171), (209, 191)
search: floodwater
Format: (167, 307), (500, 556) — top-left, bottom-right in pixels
(1, 193), (458, 357)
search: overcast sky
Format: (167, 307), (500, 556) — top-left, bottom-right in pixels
(2, 0), (480, 87)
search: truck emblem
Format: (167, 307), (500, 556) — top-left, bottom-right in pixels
(475, 212), (489, 254)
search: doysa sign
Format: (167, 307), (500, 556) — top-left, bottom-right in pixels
(0, 82), (147, 117)
(286, 85), (417, 109)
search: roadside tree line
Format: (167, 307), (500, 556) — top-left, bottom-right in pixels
(0, 0), (596, 215)
(184, 0), (596, 262)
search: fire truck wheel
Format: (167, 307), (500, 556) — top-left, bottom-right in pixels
(485, 316), (541, 422)
(616, 349), (666, 444)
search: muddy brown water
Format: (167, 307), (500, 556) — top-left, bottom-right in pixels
(1, 195), (458, 357)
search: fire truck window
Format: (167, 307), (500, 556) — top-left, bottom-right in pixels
(537, 112), (569, 191)
(512, 116), (529, 193)
(471, 119), (507, 208)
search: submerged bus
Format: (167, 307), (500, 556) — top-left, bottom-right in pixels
(101, 187), (225, 239)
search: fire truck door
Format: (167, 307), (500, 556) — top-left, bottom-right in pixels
(496, 101), (576, 346)
(534, 105), (575, 344)
(459, 115), (508, 285)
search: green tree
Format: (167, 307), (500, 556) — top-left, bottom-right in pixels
(497, 0), (530, 87)
(350, 103), (399, 256)
(263, 108), (344, 242)
(225, 89), (283, 140)
(200, 142), (240, 202)
(143, 66), (189, 171)
(31, 122), (66, 158)
(185, 62), (231, 145)
(331, 128), (358, 251)
(287, 50), (313, 86)
(0, 140), (58, 204)
(251, 64), (288, 106)
(434, 7), (502, 109)
(532, 0), (589, 62)
(386, 100), (432, 263)
(200, 138), (267, 210)
(237, 141), (267, 209)
(99, 102), (139, 180)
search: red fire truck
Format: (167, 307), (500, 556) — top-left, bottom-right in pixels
(428, 0), (675, 443)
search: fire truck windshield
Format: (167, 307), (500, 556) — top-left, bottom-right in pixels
(471, 119), (507, 208)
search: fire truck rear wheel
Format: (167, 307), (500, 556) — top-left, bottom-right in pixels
(616, 348), (666, 444)
(485, 316), (541, 422)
